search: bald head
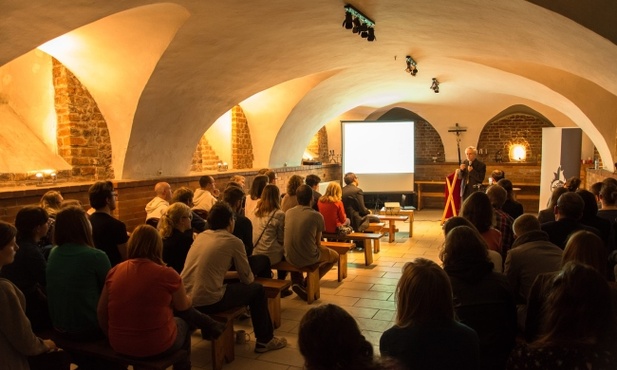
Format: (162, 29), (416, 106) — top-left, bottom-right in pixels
(154, 182), (172, 201)
(512, 214), (541, 237)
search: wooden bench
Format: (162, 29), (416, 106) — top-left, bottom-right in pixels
(322, 232), (384, 265)
(321, 240), (355, 282)
(35, 330), (189, 370)
(210, 306), (248, 370)
(254, 277), (292, 328)
(270, 261), (325, 304)
(365, 222), (385, 233)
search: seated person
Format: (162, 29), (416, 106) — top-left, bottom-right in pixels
(0, 221), (60, 370)
(284, 185), (338, 301)
(170, 187), (207, 233)
(245, 175), (269, 217)
(490, 169), (505, 185)
(97, 225), (224, 370)
(317, 182), (350, 234)
(299, 304), (398, 370)
(281, 175), (304, 212)
(0, 206), (51, 331)
(497, 179), (524, 220)
(380, 258), (480, 370)
(460, 192), (502, 253)
(537, 187), (567, 224)
(509, 262), (617, 369)
(88, 181), (128, 267)
(146, 182), (172, 221)
(305, 174), (322, 212)
(193, 175), (219, 212)
(181, 202), (287, 353)
(159, 203), (194, 274)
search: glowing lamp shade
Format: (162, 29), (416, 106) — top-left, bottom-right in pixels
(509, 144), (527, 162)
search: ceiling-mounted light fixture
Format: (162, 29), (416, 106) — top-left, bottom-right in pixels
(405, 55), (418, 76)
(431, 78), (440, 93)
(343, 4), (376, 42)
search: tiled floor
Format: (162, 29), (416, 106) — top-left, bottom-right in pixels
(187, 209), (445, 370)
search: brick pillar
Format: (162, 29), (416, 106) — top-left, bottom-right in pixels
(53, 58), (114, 180)
(232, 105), (254, 169)
(307, 126), (330, 163)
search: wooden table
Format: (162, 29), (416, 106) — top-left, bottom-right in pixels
(415, 180), (446, 210)
(376, 213), (411, 243)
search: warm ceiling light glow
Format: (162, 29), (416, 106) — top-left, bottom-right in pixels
(510, 144), (526, 161)
(38, 34), (82, 55)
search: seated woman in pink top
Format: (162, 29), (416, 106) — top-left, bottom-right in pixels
(97, 225), (224, 369)
(318, 182), (350, 234)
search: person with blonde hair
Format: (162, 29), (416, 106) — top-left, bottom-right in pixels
(317, 182), (350, 234)
(158, 202), (194, 274)
(98, 225), (224, 370)
(380, 258), (479, 370)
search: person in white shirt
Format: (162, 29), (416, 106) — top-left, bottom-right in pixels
(145, 182), (172, 221)
(193, 176), (218, 212)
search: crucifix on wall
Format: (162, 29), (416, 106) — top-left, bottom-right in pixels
(448, 123), (468, 164)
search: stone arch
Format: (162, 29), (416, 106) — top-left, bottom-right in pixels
(478, 105), (554, 163)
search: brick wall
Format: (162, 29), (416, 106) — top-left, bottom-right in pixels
(477, 114), (552, 163)
(307, 126), (329, 163)
(232, 105), (254, 169)
(415, 119), (445, 163)
(53, 58), (114, 181)
(191, 136), (220, 172)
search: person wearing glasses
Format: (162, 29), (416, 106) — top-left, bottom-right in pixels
(88, 181), (129, 267)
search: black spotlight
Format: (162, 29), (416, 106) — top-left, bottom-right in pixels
(367, 28), (376, 42)
(361, 30), (369, 38)
(342, 13), (353, 29)
(352, 18), (361, 33)
(431, 78), (440, 93)
(411, 67), (418, 76)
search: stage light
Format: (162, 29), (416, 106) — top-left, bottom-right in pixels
(343, 4), (376, 42)
(430, 78), (440, 93)
(405, 56), (418, 76)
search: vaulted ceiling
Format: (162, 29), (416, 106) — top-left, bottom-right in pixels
(1, 0), (616, 178)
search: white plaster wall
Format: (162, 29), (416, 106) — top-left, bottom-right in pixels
(205, 110), (232, 166)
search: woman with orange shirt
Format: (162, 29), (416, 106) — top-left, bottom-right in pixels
(317, 182), (350, 234)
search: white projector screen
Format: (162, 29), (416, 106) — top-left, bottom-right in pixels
(342, 121), (415, 193)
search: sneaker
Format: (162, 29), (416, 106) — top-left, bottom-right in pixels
(254, 336), (287, 353)
(292, 284), (308, 301)
(281, 288), (293, 298)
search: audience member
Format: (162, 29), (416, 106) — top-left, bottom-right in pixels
(158, 202), (194, 274)
(305, 174), (322, 212)
(525, 230), (614, 342)
(223, 186), (271, 278)
(300, 304), (399, 370)
(380, 258), (480, 370)
(39, 190), (63, 248)
(229, 175), (246, 189)
(249, 184), (286, 269)
(281, 174), (304, 212)
(490, 169), (505, 184)
(505, 214), (562, 330)
(0, 221), (61, 370)
(576, 189), (611, 244)
(342, 172), (378, 232)
(460, 191), (502, 253)
(541, 192), (602, 248)
(284, 185), (338, 301)
(441, 226), (517, 370)
(485, 184), (515, 261)
(264, 170), (277, 185)
(193, 176), (218, 212)
(537, 186), (567, 224)
(590, 181), (604, 209)
(181, 202), (287, 353)
(458, 146), (486, 200)
(171, 187), (207, 233)
(0, 206), (51, 331)
(97, 225), (224, 370)
(245, 175), (269, 216)
(597, 180), (617, 267)
(443, 216), (502, 272)
(497, 178), (524, 219)
(509, 262), (617, 369)
(564, 176), (581, 192)
(145, 182), (172, 221)
(318, 182), (350, 234)
(88, 181), (128, 267)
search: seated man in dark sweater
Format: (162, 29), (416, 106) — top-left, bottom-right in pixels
(88, 181), (128, 267)
(540, 192), (602, 249)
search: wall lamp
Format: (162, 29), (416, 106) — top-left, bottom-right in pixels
(342, 4), (376, 42)
(430, 78), (440, 93)
(405, 56), (418, 76)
